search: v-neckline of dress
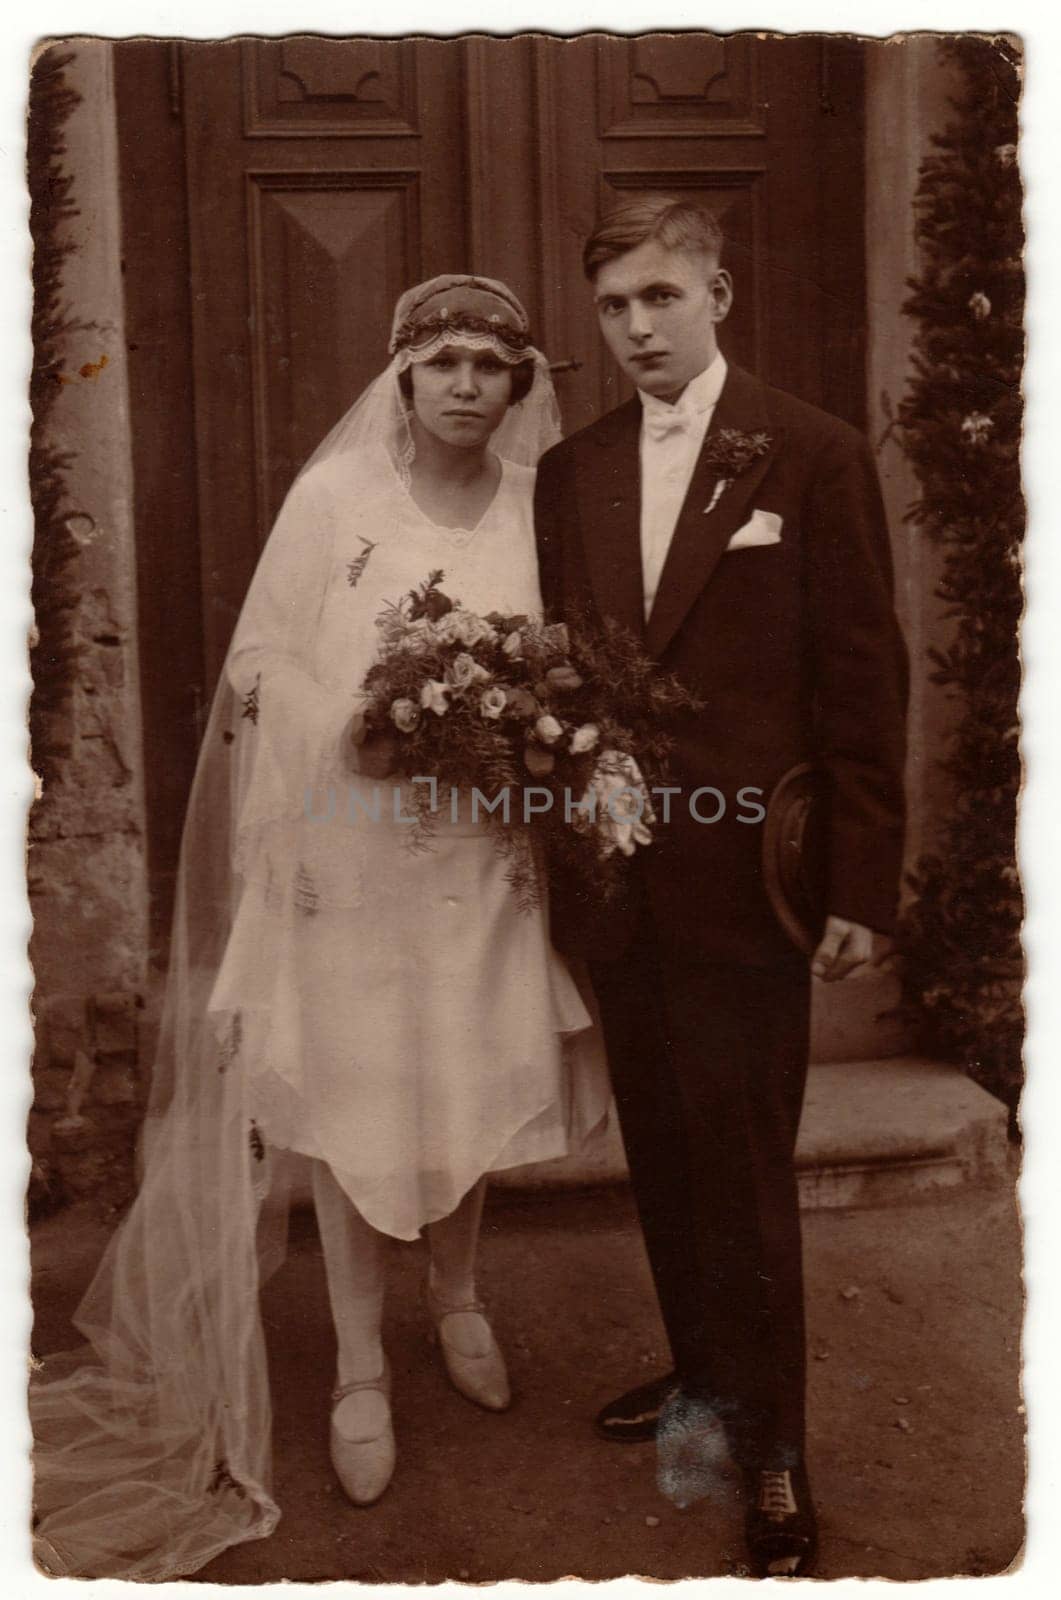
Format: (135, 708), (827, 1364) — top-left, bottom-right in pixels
(402, 456), (508, 541)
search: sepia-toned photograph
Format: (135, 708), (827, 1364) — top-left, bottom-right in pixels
(25, 26), (1025, 1584)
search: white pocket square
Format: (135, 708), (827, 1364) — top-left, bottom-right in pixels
(725, 509), (783, 551)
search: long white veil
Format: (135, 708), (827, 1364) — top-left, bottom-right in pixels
(31, 661), (287, 1578)
(30, 277), (562, 1579)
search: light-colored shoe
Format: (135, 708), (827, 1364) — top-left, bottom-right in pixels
(425, 1285), (511, 1412)
(329, 1363), (395, 1506)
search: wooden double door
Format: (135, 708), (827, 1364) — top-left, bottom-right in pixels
(114, 34), (865, 944)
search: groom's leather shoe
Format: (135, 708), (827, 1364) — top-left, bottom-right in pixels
(743, 1459), (818, 1578)
(595, 1372), (679, 1441)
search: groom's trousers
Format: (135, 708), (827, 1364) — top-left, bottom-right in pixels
(590, 904), (811, 1465)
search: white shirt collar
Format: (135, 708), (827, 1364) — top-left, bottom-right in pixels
(638, 352), (728, 422)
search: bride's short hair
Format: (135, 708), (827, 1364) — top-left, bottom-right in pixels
(398, 358), (537, 407)
(583, 196), (724, 281)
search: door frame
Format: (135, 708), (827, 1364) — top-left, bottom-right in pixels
(115, 41), (203, 963)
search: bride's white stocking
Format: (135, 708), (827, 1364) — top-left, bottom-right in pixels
(312, 1160), (388, 1432)
(424, 1176), (492, 1357)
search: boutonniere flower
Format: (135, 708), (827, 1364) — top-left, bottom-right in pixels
(702, 428), (772, 515)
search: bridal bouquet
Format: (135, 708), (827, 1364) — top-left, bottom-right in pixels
(358, 571), (701, 902)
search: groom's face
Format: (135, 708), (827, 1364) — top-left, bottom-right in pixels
(593, 238), (732, 400)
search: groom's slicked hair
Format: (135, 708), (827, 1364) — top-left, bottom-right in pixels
(582, 196), (724, 281)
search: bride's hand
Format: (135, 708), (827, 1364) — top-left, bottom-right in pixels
(342, 711), (397, 779)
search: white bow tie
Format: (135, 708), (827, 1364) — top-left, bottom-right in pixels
(642, 405), (696, 443)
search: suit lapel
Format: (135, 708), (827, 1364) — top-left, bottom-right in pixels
(645, 364), (783, 658)
(575, 397), (645, 637)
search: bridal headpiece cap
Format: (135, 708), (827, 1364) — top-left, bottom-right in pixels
(389, 274), (535, 365)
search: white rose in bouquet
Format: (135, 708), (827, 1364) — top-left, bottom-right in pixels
(479, 686), (507, 721)
(403, 617), (435, 653)
(460, 613), (499, 648)
(448, 652), (491, 691)
(437, 610), (498, 649)
(420, 679), (451, 717)
(569, 722), (600, 754)
(390, 697), (421, 732)
(431, 612), (464, 646)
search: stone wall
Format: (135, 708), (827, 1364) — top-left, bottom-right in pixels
(28, 43), (149, 1214)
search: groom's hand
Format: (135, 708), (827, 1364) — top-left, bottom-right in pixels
(811, 915), (884, 982)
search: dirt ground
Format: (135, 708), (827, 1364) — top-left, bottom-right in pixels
(30, 1169), (1024, 1583)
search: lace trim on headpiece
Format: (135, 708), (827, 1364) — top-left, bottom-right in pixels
(392, 319), (538, 373)
(393, 309), (532, 353)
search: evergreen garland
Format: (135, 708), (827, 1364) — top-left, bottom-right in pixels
(28, 49), (84, 788)
(894, 37), (1024, 1114)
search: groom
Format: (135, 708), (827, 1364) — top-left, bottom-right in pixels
(534, 197), (907, 1576)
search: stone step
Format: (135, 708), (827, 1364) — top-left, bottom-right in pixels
(491, 1056), (1010, 1210)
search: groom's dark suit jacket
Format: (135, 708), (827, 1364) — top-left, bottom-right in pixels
(534, 362), (909, 968)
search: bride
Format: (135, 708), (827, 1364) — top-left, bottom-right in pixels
(31, 276), (609, 1579)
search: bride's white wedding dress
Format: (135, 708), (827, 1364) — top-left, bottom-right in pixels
(215, 447), (608, 1239)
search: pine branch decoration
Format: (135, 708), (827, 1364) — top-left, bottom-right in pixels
(347, 536), (378, 588)
(217, 1011), (242, 1074)
(894, 37), (1024, 1116)
(28, 49), (85, 788)
(294, 863), (319, 917)
(241, 673), (261, 724)
(208, 1458), (248, 1499)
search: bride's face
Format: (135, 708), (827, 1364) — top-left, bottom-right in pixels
(408, 342), (514, 449)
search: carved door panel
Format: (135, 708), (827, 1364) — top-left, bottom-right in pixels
(535, 34), (865, 434)
(181, 38), (469, 678)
